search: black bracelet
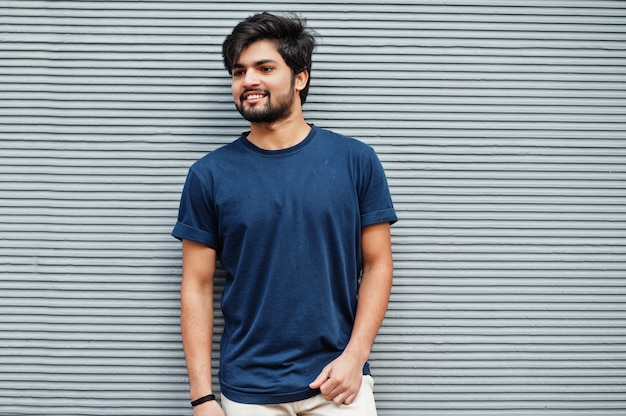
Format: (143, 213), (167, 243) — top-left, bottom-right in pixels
(191, 393), (216, 407)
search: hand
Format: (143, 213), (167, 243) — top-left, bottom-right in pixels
(193, 399), (225, 416)
(309, 352), (364, 405)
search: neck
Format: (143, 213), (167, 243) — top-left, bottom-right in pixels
(246, 113), (311, 151)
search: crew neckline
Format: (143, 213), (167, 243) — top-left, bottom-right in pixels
(239, 125), (318, 157)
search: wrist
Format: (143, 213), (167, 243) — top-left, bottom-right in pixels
(343, 342), (371, 364)
(191, 393), (216, 407)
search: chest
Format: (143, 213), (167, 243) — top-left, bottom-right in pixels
(213, 153), (359, 235)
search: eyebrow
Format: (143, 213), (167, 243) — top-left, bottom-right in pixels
(233, 59), (279, 69)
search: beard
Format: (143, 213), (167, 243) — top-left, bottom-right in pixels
(235, 77), (296, 123)
(236, 89), (295, 123)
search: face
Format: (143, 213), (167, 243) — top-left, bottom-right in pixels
(231, 40), (305, 123)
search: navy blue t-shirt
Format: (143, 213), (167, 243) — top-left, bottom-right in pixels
(172, 126), (397, 404)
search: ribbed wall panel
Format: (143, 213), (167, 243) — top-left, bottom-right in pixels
(1, 1), (625, 415)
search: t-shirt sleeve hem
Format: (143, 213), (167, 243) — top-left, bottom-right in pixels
(171, 221), (218, 248)
(361, 208), (398, 227)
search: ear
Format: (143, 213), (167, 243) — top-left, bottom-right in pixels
(294, 69), (309, 92)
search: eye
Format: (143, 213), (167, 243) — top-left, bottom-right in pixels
(261, 66), (274, 73)
(232, 69), (245, 77)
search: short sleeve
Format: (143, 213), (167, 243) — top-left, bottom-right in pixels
(358, 148), (398, 227)
(171, 167), (220, 249)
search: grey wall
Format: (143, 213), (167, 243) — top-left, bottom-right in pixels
(1, 1), (625, 415)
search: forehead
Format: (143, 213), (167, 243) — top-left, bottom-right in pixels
(236, 39), (286, 66)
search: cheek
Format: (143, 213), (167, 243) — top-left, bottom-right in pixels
(231, 80), (241, 99)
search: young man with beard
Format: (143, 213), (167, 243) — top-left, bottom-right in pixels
(172, 12), (397, 416)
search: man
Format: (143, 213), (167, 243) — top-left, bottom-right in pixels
(172, 12), (397, 416)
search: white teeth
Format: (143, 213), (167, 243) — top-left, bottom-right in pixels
(246, 94), (265, 100)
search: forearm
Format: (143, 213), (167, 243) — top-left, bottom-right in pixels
(180, 240), (217, 400)
(344, 260), (393, 363)
(309, 238), (393, 404)
(345, 222), (394, 363)
(181, 279), (215, 398)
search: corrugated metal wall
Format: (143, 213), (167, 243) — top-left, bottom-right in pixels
(1, 1), (625, 415)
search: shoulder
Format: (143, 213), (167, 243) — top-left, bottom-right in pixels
(182, 139), (246, 193)
(189, 139), (244, 173)
(314, 127), (376, 156)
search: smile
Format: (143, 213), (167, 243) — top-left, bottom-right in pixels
(242, 90), (268, 102)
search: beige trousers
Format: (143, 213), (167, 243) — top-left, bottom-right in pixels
(221, 375), (377, 416)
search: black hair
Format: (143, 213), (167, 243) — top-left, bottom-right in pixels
(222, 12), (317, 104)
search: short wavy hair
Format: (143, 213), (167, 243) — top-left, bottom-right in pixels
(222, 12), (317, 104)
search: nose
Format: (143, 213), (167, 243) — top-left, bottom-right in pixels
(243, 69), (260, 88)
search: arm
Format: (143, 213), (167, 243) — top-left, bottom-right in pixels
(309, 221), (394, 405)
(180, 240), (225, 416)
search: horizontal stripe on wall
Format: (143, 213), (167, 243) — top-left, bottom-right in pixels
(1, 1), (625, 415)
